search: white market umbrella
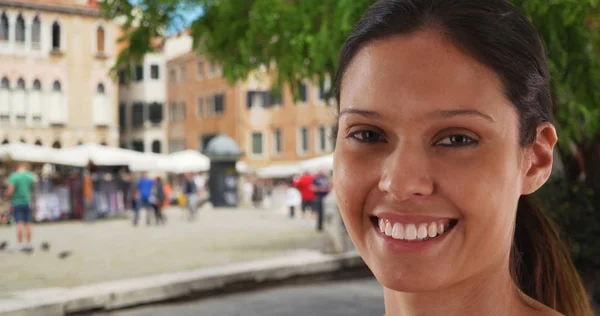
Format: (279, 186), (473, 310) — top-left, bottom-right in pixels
(0, 143), (86, 166)
(256, 163), (302, 179)
(164, 150), (210, 174)
(299, 154), (333, 173)
(60, 143), (144, 166)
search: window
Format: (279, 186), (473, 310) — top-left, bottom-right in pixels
(205, 96), (215, 115)
(1, 77), (8, 89)
(96, 26), (105, 54)
(135, 65), (143, 82)
(251, 132), (263, 155)
(197, 60), (204, 78)
(179, 66), (185, 82)
(169, 102), (185, 121)
(200, 134), (217, 152)
(0, 13), (8, 41)
(118, 102), (126, 130)
(148, 102), (163, 124)
(31, 16), (41, 49)
(132, 102), (144, 128)
(131, 139), (144, 153)
(208, 60), (216, 76)
(317, 126), (327, 152)
(169, 68), (176, 83)
(273, 129), (282, 155)
(151, 140), (161, 153)
(214, 93), (225, 114)
(197, 97), (204, 117)
(33, 79), (41, 91)
(150, 64), (159, 79)
(52, 80), (61, 92)
(118, 70), (125, 85)
(247, 91), (280, 109)
(15, 14), (25, 43)
(169, 139), (185, 153)
(16, 78), (25, 90)
(299, 82), (308, 103)
(52, 21), (61, 50)
(97, 83), (105, 94)
(34, 140), (42, 146)
(298, 127), (309, 154)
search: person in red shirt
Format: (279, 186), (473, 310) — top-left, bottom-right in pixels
(293, 172), (315, 218)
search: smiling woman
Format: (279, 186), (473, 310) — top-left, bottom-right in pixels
(332, 1), (592, 316)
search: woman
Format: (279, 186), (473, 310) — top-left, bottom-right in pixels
(332, 1), (592, 315)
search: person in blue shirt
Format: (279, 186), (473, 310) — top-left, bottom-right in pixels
(133, 172), (154, 226)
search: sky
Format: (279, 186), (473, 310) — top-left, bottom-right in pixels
(128, 0), (203, 35)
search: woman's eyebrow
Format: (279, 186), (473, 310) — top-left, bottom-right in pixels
(428, 109), (495, 123)
(339, 108), (381, 119)
(339, 107), (495, 123)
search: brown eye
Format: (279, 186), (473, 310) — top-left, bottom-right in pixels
(349, 130), (384, 143)
(435, 134), (477, 147)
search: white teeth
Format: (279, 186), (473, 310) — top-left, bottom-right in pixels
(438, 222), (445, 234)
(417, 224), (428, 239)
(385, 221), (393, 236)
(378, 218), (385, 233)
(405, 224), (417, 240)
(428, 222), (437, 238)
(391, 223), (404, 240)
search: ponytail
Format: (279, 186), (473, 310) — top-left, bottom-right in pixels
(511, 195), (593, 316)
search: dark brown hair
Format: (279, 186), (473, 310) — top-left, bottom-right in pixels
(334, 0), (592, 315)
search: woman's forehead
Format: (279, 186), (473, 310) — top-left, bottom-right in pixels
(340, 31), (510, 121)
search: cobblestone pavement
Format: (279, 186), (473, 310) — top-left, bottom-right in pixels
(0, 207), (327, 296)
(100, 277), (384, 316)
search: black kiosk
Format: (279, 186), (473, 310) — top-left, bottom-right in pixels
(204, 134), (243, 208)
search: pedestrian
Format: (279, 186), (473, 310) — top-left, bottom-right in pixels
(332, 1), (591, 315)
(182, 173), (199, 221)
(285, 179), (302, 218)
(293, 172), (315, 218)
(5, 162), (36, 251)
(151, 177), (166, 225)
(251, 179), (264, 209)
(133, 171), (154, 226)
(311, 170), (331, 231)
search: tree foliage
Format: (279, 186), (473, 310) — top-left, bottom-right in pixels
(102, 0), (600, 206)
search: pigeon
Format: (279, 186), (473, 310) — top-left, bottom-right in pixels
(58, 251), (72, 259)
(0, 241), (7, 251)
(41, 242), (50, 251)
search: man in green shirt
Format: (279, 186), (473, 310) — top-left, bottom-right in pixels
(6, 162), (36, 251)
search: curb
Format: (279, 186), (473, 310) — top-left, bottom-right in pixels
(0, 250), (366, 316)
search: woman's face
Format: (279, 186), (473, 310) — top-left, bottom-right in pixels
(334, 31), (550, 292)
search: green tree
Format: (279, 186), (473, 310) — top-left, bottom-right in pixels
(102, 0), (600, 207)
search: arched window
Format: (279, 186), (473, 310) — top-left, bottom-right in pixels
(1, 77), (9, 90)
(0, 12), (8, 41)
(100, 141), (107, 146)
(31, 16), (41, 49)
(96, 26), (105, 54)
(19, 138), (25, 143)
(33, 79), (41, 91)
(151, 140), (161, 153)
(34, 139), (42, 146)
(97, 83), (105, 94)
(51, 140), (61, 149)
(15, 14), (25, 43)
(53, 80), (61, 92)
(52, 21), (61, 50)
(1, 139), (9, 144)
(16, 78), (25, 90)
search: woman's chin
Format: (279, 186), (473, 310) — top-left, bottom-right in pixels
(370, 264), (451, 293)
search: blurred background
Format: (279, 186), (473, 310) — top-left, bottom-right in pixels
(0, 0), (597, 315)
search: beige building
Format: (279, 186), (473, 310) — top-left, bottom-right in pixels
(0, 0), (119, 148)
(166, 49), (336, 168)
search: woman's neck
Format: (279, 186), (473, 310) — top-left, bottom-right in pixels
(382, 261), (541, 316)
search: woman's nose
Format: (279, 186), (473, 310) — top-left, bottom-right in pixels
(378, 144), (434, 202)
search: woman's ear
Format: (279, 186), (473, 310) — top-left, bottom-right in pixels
(521, 122), (558, 195)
